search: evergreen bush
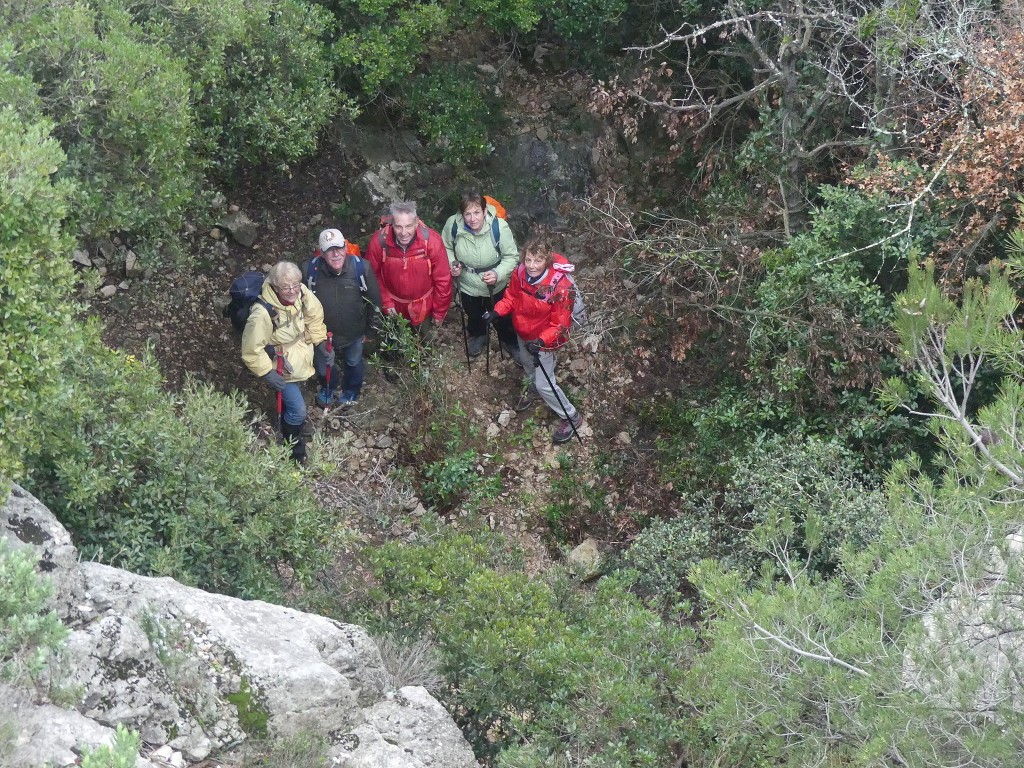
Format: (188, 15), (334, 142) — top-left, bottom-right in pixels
(0, 540), (68, 685)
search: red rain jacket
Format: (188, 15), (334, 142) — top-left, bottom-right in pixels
(364, 222), (452, 326)
(494, 253), (574, 349)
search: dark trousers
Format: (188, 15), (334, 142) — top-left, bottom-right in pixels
(462, 290), (517, 346)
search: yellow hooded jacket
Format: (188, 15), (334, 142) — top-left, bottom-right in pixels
(241, 281), (327, 381)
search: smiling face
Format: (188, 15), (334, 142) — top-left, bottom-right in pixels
(392, 212), (418, 247)
(462, 203), (485, 233)
(524, 252), (548, 278)
(323, 246), (346, 271)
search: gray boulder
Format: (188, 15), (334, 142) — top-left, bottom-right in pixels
(221, 210), (258, 247)
(1, 485), (479, 768)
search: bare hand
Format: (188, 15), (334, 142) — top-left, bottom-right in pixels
(482, 270), (497, 286)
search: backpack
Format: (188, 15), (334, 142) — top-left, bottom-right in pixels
(306, 242), (367, 293)
(449, 195), (504, 255)
(519, 255), (589, 331)
(225, 271), (277, 332)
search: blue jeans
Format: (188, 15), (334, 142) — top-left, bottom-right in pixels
(280, 382), (307, 427)
(323, 337), (364, 397)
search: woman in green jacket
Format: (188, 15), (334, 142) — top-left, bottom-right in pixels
(443, 190), (521, 363)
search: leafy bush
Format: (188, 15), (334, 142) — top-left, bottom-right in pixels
(79, 724), (141, 768)
(9, 2), (200, 235)
(0, 540), (68, 685)
(622, 504), (753, 605)
(542, 0), (626, 66)
(728, 433), (888, 576)
(350, 525), (699, 764)
(402, 64), (505, 166)
(0, 104), (77, 482)
(23, 357), (332, 601)
(128, 0), (341, 170)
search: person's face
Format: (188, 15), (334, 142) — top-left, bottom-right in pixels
(324, 246), (346, 271)
(392, 212), (417, 247)
(462, 203), (485, 233)
(274, 279), (302, 304)
(524, 252), (547, 277)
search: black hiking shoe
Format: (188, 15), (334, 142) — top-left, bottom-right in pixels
(552, 411), (584, 444)
(515, 389), (539, 412)
(468, 334), (487, 357)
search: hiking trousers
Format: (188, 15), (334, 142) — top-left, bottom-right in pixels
(518, 338), (578, 421)
(320, 337), (365, 397)
(463, 290), (517, 346)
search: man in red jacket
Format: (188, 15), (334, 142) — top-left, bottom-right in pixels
(364, 201), (452, 340)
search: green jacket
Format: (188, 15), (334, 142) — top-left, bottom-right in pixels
(442, 206), (519, 298)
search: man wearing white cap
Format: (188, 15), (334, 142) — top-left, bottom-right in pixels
(301, 228), (382, 405)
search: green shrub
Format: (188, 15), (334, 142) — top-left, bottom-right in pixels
(10, 2), (200, 235)
(543, 0), (626, 66)
(129, 0), (341, 170)
(402, 64), (505, 166)
(494, 577), (696, 768)
(358, 525), (504, 635)
(23, 357), (332, 601)
(622, 504), (753, 605)
(0, 104), (77, 482)
(0, 539), (68, 685)
(79, 724), (140, 768)
(729, 433), (888, 576)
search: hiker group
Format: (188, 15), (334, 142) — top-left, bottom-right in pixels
(230, 191), (586, 464)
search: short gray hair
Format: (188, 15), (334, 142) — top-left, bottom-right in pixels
(389, 200), (417, 218)
(267, 261), (302, 288)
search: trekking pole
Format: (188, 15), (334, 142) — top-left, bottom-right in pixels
(275, 351), (286, 441)
(324, 331), (334, 404)
(488, 283), (503, 363)
(458, 291), (471, 371)
(533, 348), (583, 445)
(484, 284), (496, 375)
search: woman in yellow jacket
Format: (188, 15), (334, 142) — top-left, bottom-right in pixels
(241, 261), (329, 464)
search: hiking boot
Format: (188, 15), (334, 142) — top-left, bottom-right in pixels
(552, 411), (584, 444)
(315, 388), (335, 407)
(337, 390), (358, 405)
(467, 334), (488, 357)
(501, 340), (523, 368)
(515, 389), (539, 412)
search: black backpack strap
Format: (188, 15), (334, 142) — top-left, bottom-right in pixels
(254, 297), (279, 327)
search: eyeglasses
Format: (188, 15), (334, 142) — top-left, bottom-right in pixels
(276, 283), (301, 293)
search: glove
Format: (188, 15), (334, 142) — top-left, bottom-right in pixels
(525, 340), (543, 358)
(480, 310), (495, 325)
(263, 370), (287, 392)
(314, 341), (335, 376)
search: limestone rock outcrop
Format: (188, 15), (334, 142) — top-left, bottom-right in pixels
(1, 484), (478, 768)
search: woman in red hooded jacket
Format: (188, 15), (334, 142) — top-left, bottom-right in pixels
(486, 229), (584, 444)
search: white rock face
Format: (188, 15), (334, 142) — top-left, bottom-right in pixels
(1, 484), (479, 768)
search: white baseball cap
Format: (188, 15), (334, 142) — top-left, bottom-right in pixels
(318, 228), (346, 253)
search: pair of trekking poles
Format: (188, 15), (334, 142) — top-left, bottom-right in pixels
(456, 277), (582, 445)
